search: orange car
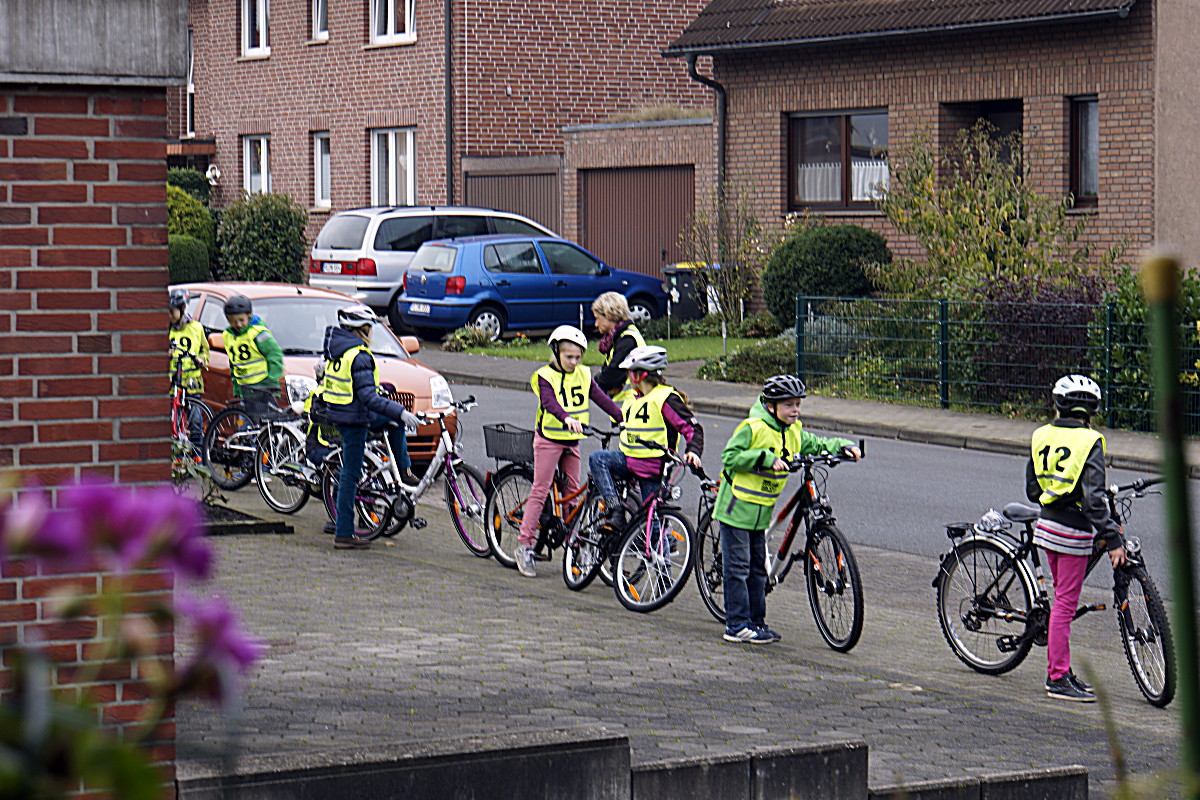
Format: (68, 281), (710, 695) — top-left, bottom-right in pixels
(170, 281), (456, 466)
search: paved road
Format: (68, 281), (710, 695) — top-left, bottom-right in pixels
(178, 383), (1184, 798)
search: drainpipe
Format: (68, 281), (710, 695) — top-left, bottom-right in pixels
(444, 0), (455, 204)
(686, 53), (726, 201)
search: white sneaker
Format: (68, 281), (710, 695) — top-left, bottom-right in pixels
(514, 544), (537, 578)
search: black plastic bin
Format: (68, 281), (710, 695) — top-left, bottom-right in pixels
(661, 263), (705, 321)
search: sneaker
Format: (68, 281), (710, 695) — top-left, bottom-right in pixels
(723, 625), (772, 644)
(755, 625), (782, 643)
(603, 505), (626, 530)
(1067, 670), (1092, 693)
(1045, 675), (1095, 703)
(333, 536), (371, 550)
(514, 544), (537, 578)
(323, 521), (336, 536)
(399, 469), (419, 488)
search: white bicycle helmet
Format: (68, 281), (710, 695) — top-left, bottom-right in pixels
(1052, 374), (1101, 414)
(338, 305), (378, 330)
(619, 345), (668, 373)
(548, 324), (588, 352)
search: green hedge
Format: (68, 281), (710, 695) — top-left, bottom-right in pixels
(168, 234), (210, 283)
(217, 192), (308, 283)
(168, 167), (210, 205)
(166, 185), (216, 258)
(696, 336), (794, 384)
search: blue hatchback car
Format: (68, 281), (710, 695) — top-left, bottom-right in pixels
(394, 234), (668, 340)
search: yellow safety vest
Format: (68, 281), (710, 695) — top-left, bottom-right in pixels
(322, 345), (378, 406)
(728, 417), (803, 506)
(169, 320), (206, 391)
(609, 324), (646, 403)
(532, 364), (591, 441)
(222, 323), (270, 386)
(619, 383), (677, 457)
(1031, 424), (1105, 505)
(303, 388), (336, 446)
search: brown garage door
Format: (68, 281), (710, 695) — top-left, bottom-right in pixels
(581, 165), (694, 279)
(464, 172), (560, 234)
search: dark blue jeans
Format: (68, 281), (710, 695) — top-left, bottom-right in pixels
(334, 416), (410, 538)
(588, 449), (660, 515)
(720, 522), (768, 631)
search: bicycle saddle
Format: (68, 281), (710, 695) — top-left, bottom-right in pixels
(1002, 503), (1039, 523)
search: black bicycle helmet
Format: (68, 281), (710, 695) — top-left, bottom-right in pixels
(223, 294), (252, 316)
(761, 374), (807, 403)
(169, 289), (189, 310)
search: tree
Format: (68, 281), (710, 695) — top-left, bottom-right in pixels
(678, 186), (774, 329)
(873, 121), (1121, 298)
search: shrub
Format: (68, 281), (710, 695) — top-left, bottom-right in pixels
(761, 224), (891, 327)
(168, 234), (210, 283)
(217, 192), (308, 283)
(167, 184), (216, 257)
(679, 314), (723, 337)
(696, 336), (794, 384)
(735, 310), (782, 338)
(168, 167), (211, 205)
(442, 326), (492, 352)
(637, 316), (673, 339)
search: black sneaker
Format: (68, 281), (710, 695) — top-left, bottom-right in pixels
(1045, 675), (1095, 703)
(603, 506), (626, 530)
(399, 469), (420, 488)
(323, 521), (336, 535)
(755, 625), (782, 643)
(1067, 670), (1092, 693)
(333, 536), (371, 550)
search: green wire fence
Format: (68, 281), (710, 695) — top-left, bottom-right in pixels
(793, 295), (1200, 434)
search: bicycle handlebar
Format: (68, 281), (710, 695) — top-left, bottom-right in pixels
(785, 438), (865, 471)
(625, 433), (710, 481)
(413, 395), (476, 422)
(1108, 476), (1165, 497)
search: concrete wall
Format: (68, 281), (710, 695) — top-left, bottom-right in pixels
(1154, 0), (1200, 266)
(0, 0), (186, 85)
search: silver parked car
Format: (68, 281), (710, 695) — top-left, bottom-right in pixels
(308, 206), (555, 330)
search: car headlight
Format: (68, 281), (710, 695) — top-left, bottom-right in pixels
(285, 374), (318, 404)
(430, 375), (453, 409)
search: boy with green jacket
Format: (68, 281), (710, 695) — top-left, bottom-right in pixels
(714, 374), (859, 644)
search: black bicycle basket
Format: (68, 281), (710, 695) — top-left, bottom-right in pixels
(483, 423), (535, 463)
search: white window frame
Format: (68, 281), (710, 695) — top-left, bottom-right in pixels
(370, 128), (415, 206)
(313, 132), (331, 209)
(312, 0), (328, 41)
(185, 27), (195, 137)
(243, 135), (271, 194)
(369, 0), (415, 46)
(242, 0), (270, 57)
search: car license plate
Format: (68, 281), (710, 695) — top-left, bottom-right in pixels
(410, 303), (431, 314)
(322, 262), (342, 274)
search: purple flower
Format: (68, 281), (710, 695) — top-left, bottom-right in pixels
(1, 489), (88, 563)
(177, 592), (262, 676)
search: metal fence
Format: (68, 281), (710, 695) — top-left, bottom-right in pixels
(793, 296), (1200, 434)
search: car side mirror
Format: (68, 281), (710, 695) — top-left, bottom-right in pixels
(208, 331), (224, 350)
(399, 335), (420, 355)
(598, 265), (610, 276)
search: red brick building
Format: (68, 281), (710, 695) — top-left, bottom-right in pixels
(173, 0), (715, 279)
(666, 0), (1200, 267)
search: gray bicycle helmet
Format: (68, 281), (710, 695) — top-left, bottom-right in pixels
(619, 345), (668, 373)
(761, 374), (807, 402)
(223, 294), (252, 316)
(337, 305), (378, 330)
(169, 289), (189, 310)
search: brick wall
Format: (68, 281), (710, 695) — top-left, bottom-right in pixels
(1, 83), (174, 791)
(713, 1), (1156, 267)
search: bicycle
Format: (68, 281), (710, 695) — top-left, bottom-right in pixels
(319, 396), (491, 556)
(694, 443), (865, 652)
(200, 387), (280, 491)
(169, 345), (212, 480)
(933, 476), (1176, 707)
(481, 424), (631, 588)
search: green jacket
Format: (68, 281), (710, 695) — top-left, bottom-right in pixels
(224, 315), (284, 396)
(712, 399), (852, 531)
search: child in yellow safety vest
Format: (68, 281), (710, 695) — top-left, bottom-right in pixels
(168, 288), (208, 445)
(514, 325), (623, 578)
(714, 374), (858, 645)
(220, 293), (284, 418)
(588, 345), (703, 532)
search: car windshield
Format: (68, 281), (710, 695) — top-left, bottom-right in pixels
(254, 297), (408, 359)
(314, 214), (370, 250)
(409, 243), (459, 272)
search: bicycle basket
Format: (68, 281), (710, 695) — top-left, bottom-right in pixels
(483, 423), (534, 463)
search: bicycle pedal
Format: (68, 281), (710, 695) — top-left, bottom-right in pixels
(1074, 603), (1106, 618)
(410, 517), (427, 529)
(533, 552), (552, 562)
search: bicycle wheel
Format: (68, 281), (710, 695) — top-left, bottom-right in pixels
(319, 450), (341, 522)
(935, 538), (1036, 674)
(202, 406), (255, 490)
(179, 396), (213, 448)
(613, 509), (695, 613)
(694, 511), (726, 623)
(563, 493), (607, 591)
(320, 449), (391, 539)
(805, 523), (864, 652)
(1116, 566), (1176, 707)
(254, 424), (310, 514)
(445, 461), (491, 557)
(484, 465), (533, 569)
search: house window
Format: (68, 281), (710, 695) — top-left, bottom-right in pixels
(313, 132), (331, 208)
(1070, 96), (1099, 205)
(370, 128), (415, 205)
(313, 0), (328, 40)
(243, 136), (270, 194)
(242, 0), (269, 57)
(789, 111), (889, 209)
(370, 0), (415, 45)
(185, 27), (195, 137)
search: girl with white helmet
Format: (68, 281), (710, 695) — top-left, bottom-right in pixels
(514, 325), (623, 577)
(1027, 374), (1125, 702)
(588, 345), (704, 531)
